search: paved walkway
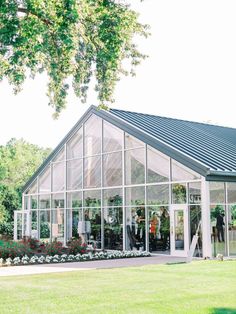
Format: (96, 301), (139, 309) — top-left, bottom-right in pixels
(0, 255), (186, 277)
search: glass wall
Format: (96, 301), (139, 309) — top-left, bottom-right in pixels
(210, 181), (236, 257)
(20, 113), (206, 255)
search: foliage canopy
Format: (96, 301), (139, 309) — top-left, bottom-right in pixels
(0, 0), (148, 117)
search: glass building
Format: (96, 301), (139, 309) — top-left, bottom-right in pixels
(14, 106), (236, 258)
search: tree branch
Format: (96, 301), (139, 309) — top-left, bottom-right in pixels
(17, 7), (52, 26)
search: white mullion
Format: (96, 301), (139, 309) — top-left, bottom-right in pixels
(64, 143), (67, 246)
(225, 182), (229, 257)
(145, 143), (148, 252)
(122, 130), (126, 250)
(101, 120), (104, 250)
(50, 162), (52, 243)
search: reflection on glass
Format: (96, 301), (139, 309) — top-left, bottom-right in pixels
(103, 121), (123, 152)
(227, 183), (236, 204)
(189, 182), (201, 204)
(27, 180), (38, 194)
(52, 209), (64, 241)
(172, 160), (200, 181)
(39, 167), (50, 193)
(67, 192), (82, 208)
(67, 128), (83, 159)
(104, 207), (123, 250)
(30, 195), (38, 209)
(126, 206), (145, 251)
(84, 156), (101, 188)
(209, 182), (225, 204)
(39, 195), (50, 209)
(52, 162), (65, 192)
(228, 205), (236, 256)
(84, 190), (101, 207)
(174, 210), (184, 250)
(103, 152), (122, 187)
(172, 183), (186, 204)
(148, 206), (170, 253)
(125, 148), (145, 185)
(84, 115), (102, 156)
(77, 208), (101, 249)
(52, 193), (65, 209)
(17, 213), (23, 240)
(31, 211), (38, 239)
(40, 210), (50, 240)
(125, 186), (145, 206)
(147, 146), (170, 183)
(103, 188), (123, 207)
(190, 206), (202, 257)
(67, 159), (82, 190)
(125, 133), (144, 149)
(147, 185), (169, 205)
(210, 205), (225, 256)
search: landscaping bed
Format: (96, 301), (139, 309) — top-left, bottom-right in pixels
(0, 237), (151, 267)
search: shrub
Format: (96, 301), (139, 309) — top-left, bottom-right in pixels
(44, 240), (63, 256)
(0, 241), (32, 259)
(67, 238), (87, 255)
(20, 237), (40, 250)
(0, 222), (14, 237)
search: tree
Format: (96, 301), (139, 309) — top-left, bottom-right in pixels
(0, 138), (51, 236)
(0, 0), (149, 117)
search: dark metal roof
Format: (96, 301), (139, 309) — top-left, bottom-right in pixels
(109, 108), (236, 173)
(23, 105), (236, 192)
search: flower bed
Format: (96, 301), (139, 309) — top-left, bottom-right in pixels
(0, 251), (151, 267)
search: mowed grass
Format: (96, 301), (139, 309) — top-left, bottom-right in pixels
(0, 261), (236, 314)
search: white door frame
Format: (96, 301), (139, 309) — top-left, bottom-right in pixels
(170, 204), (189, 257)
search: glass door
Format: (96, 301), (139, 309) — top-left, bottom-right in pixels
(170, 205), (189, 257)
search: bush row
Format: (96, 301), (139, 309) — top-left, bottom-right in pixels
(0, 251), (151, 266)
(0, 238), (87, 259)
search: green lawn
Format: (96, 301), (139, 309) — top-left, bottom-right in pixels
(0, 261), (236, 314)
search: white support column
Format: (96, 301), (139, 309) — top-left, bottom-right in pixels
(14, 211), (18, 240)
(201, 178), (212, 258)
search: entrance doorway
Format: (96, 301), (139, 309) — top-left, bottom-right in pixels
(170, 205), (189, 257)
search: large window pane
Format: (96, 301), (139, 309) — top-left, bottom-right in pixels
(210, 205), (226, 256)
(189, 182), (201, 204)
(52, 162), (65, 192)
(210, 182), (225, 204)
(31, 211), (38, 238)
(77, 208), (101, 249)
(125, 148), (145, 185)
(67, 159), (82, 190)
(67, 128), (83, 159)
(125, 133), (144, 149)
(103, 188), (123, 207)
(103, 121), (123, 152)
(147, 147), (170, 183)
(103, 152), (122, 187)
(84, 115), (102, 156)
(190, 205), (202, 257)
(148, 206), (170, 253)
(52, 209), (64, 241)
(126, 206), (146, 251)
(52, 193), (65, 209)
(84, 156), (101, 188)
(67, 192), (82, 208)
(228, 205), (236, 256)
(84, 190), (101, 207)
(147, 185), (169, 205)
(172, 183), (187, 204)
(171, 160), (201, 181)
(30, 195), (38, 209)
(104, 207), (123, 250)
(40, 210), (50, 240)
(227, 183), (236, 204)
(39, 194), (50, 209)
(39, 167), (50, 193)
(125, 186), (145, 206)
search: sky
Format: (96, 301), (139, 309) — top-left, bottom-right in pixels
(1, 0), (236, 148)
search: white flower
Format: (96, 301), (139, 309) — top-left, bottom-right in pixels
(6, 258), (12, 266)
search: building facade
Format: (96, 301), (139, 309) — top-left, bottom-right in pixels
(14, 106), (236, 258)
